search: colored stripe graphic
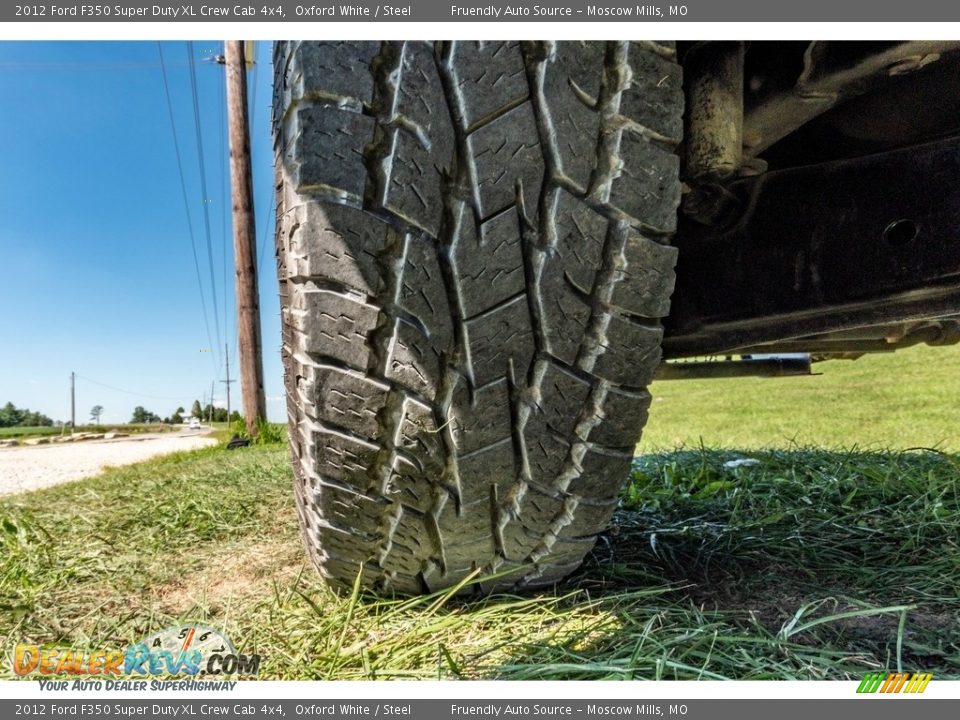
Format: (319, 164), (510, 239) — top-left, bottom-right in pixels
(857, 672), (932, 694)
(857, 672), (885, 693)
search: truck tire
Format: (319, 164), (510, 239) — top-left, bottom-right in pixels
(273, 41), (683, 593)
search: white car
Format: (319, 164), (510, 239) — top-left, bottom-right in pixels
(188, 418), (200, 429)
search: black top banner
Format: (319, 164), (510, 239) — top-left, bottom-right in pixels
(6, 0), (960, 22)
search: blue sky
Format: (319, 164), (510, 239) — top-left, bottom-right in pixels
(0, 41), (284, 424)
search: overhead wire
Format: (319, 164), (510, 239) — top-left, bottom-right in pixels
(75, 374), (198, 403)
(186, 40), (223, 376)
(217, 41), (232, 376)
(252, 43), (275, 282)
(157, 42), (218, 378)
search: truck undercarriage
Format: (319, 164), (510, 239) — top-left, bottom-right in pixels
(666, 41), (960, 368)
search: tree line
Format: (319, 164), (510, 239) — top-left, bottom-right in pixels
(0, 402), (54, 428)
(1, 400), (242, 428)
(130, 401), (241, 425)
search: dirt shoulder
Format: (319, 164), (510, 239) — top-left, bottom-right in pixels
(0, 433), (218, 496)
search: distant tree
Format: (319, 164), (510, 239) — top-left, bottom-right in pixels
(229, 411), (242, 424)
(0, 402), (53, 428)
(22, 410), (53, 427)
(0, 402), (24, 428)
(191, 400), (203, 419)
(130, 406), (158, 424)
(90, 405), (104, 425)
(170, 406), (185, 424)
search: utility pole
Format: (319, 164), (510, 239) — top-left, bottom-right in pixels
(225, 40), (266, 437)
(70, 371), (75, 430)
(209, 380), (215, 423)
(221, 343), (235, 421)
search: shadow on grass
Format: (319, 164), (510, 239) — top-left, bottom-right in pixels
(493, 448), (960, 679)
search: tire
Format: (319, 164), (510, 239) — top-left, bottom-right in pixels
(273, 41), (683, 594)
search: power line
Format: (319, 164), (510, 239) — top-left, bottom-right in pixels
(187, 40), (223, 375)
(217, 42), (231, 369)
(257, 197), (275, 279)
(157, 41), (218, 378)
(75, 374), (196, 402)
(0, 61), (191, 71)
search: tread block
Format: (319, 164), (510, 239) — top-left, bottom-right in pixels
(524, 431), (570, 487)
(457, 438), (515, 506)
(452, 206), (526, 318)
(452, 377), (512, 454)
(381, 42), (455, 236)
(309, 428), (380, 493)
(293, 289), (379, 370)
(321, 557), (385, 589)
(449, 41), (528, 128)
(397, 234), (453, 338)
(553, 41), (605, 99)
(285, 202), (396, 295)
(611, 232), (678, 318)
(464, 295), (535, 387)
(314, 484), (387, 538)
(301, 364), (389, 440)
(315, 524), (377, 561)
(565, 447), (632, 502)
(444, 537), (496, 559)
(551, 189), (608, 295)
(521, 563), (582, 588)
(620, 43), (684, 142)
(501, 523), (544, 561)
(395, 41), (456, 140)
(535, 362), (592, 437)
(557, 502), (618, 539)
(538, 262), (592, 365)
(381, 509), (432, 574)
(516, 486), (566, 529)
(293, 105), (374, 197)
(593, 313), (663, 386)
(466, 101), (544, 219)
(381, 131), (445, 237)
(289, 41), (379, 105)
(387, 456), (436, 514)
(397, 397), (445, 475)
(437, 499), (496, 542)
(587, 385), (651, 448)
(385, 318), (444, 399)
(422, 564), (483, 593)
(540, 537), (598, 564)
(542, 42), (605, 189)
(606, 131), (681, 233)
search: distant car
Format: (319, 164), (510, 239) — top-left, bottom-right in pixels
(188, 418), (200, 429)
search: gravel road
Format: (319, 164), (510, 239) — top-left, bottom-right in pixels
(0, 433), (218, 497)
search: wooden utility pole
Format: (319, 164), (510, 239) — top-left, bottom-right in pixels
(225, 40), (266, 436)
(221, 344), (234, 421)
(70, 371), (75, 430)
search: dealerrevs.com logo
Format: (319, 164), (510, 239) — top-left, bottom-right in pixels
(13, 623), (261, 680)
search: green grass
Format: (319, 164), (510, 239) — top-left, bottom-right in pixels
(1, 449), (957, 679)
(0, 427), (62, 439)
(643, 344), (960, 451)
(0, 424), (180, 441)
(1, 346), (958, 680)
